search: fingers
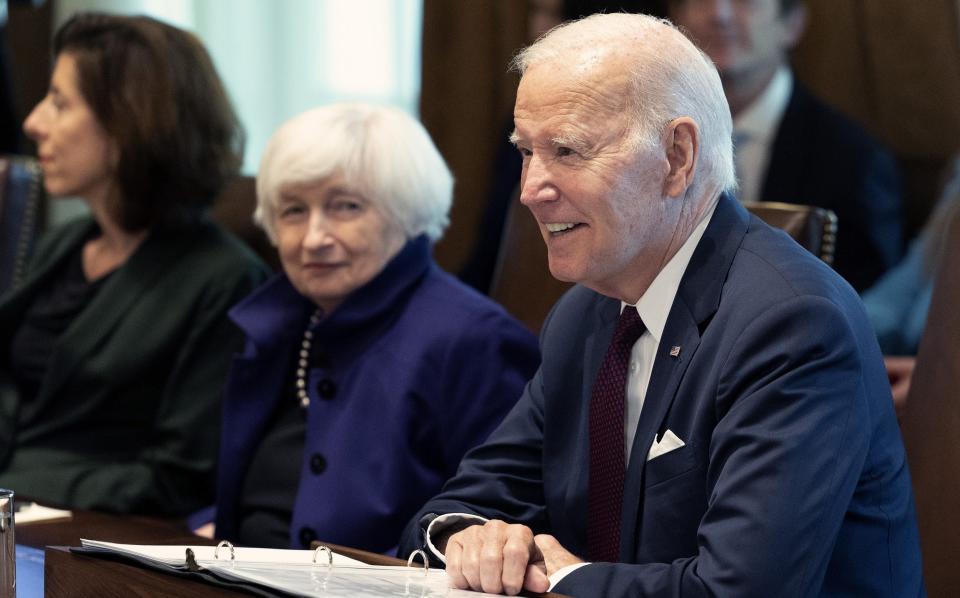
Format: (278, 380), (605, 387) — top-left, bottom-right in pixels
(884, 356), (916, 416)
(443, 520), (535, 595)
(444, 533), (469, 590)
(500, 526), (535, 594)
(524, 562), (551, 593)
(534, 533), (585, 575)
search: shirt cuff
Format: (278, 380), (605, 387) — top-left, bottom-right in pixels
(424, 512), (489, 563)
(548, 562), (591, 590)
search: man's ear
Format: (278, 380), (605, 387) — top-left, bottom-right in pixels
(662, 117), (699, 198)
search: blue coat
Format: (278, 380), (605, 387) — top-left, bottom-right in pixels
(401, 195), (924, 596)
(215, 236), (540, 553)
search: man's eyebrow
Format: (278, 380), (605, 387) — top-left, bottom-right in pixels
(551, 132), (588, 149)
(508, 130), (522, 145)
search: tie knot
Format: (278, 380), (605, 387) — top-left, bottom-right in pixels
(614, 307), (645, 347)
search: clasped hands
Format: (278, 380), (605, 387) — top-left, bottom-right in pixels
(442, 520), (583, 595)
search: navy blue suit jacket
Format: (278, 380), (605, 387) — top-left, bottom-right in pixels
(762, 83), (902, 291)
(401, 195), (923, 596)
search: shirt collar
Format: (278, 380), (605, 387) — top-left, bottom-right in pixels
(621, 200), (718, 344)
(733, 66), (793, 141)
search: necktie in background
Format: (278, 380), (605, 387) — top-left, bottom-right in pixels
(587, 307), (646, 562)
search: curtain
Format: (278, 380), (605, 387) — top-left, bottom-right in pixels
(54, 0), (423, 175)
(419, 0), (527, 273)
(793, 0), (960, 236)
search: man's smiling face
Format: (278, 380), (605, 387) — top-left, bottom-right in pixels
(512, 54), (677, 300)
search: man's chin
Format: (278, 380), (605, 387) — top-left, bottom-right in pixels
(547, 262), (583, 285)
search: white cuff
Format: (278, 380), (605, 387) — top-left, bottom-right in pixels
(548, 562), (591, 590)
(424, 512), (489, 563)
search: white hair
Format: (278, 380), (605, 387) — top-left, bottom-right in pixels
(255, 102), (454, 243)
(512, 12), (737, 198)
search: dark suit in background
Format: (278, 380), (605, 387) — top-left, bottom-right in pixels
(402, 195), (923, 596)
(762, 82), (902, 291)
(0, 216), (268, 514)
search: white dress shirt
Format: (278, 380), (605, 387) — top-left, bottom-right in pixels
(733, 66), (793, 204)
(621, 199), (717, 466)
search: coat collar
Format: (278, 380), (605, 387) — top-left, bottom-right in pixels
(231, 235), (433, 351)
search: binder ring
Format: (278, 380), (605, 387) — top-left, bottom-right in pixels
(313, 545), (333, 568)
(406, 548), (429, 574)
(214, 540), (235, 561)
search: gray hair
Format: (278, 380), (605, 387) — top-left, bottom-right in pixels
(512, 12), (736, 198)
(255, 102), (453, 243)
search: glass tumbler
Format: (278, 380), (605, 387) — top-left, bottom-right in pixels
(0, 489), (13, 598)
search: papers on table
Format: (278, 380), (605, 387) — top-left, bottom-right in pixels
(14, 503), (72, 525)
(78, 539), (503, 597)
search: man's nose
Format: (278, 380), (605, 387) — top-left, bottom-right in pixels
(519, 153), (559, 207)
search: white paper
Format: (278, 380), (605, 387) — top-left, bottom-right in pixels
(15, 502), (72, 525)
(79, 539), (366, 567)
(79, 539), (504, 597)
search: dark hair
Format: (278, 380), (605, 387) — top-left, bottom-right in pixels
(562, 0), (663, 21)
(53, 13), (244, 231)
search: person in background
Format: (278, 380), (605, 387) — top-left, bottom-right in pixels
(0, 13), (268, 514)
(400, 13), (921, 596)
(668, 0), (903, 291)
(863, 156), (960, 413)
(205, 103), (539, 554)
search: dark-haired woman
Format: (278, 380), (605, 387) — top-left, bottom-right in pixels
(0, 13), (268, 515)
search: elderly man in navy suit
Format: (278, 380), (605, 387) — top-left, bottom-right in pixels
(399, 12), (923, 598)
(668, 0), (903, 291)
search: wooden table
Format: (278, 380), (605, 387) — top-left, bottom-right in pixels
(19, 509), (564, 597)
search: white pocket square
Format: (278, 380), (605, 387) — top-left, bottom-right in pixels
(647, 429), (686, 461)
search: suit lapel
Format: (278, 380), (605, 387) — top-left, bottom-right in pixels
(619, 194), (750, 560)
(38, 225), (196, 402)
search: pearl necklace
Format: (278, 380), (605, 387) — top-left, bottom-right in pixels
(295, 308), (322, 409)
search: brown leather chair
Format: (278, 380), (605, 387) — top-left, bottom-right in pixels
(209, 175), (280, 271)
(741, 201), (838, 264)
(489, 189), (572, 334)
(899, 208), (960, 597)
(0, 155), (44, 294)
(490, 195), (839, 334)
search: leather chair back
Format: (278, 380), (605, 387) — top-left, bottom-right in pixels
(209, 175), (279, 271)
(741, 201), (838, 264)
(489, 188), (572, 334)
(899, 208), (960, 597)
(0, 156), (44, 294)
(490, 196), (839, 334)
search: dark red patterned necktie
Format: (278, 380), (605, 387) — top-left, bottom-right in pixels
(587, 306), (645, 562)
